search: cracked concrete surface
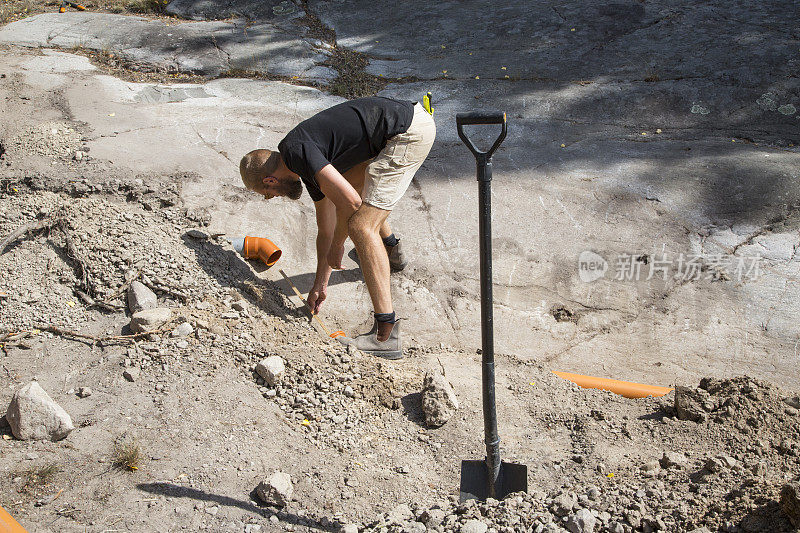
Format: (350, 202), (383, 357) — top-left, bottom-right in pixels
(1, 0), (800, 389)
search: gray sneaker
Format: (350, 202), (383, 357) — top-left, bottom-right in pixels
(337, 320), (403, 360)
(386, 240), (408, 272)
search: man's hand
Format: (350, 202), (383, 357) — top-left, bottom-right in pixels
(327, 243), (344, 270)
(307, 284), (328, 315)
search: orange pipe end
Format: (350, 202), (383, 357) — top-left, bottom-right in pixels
(552, 371), (673, 399)
(329, 331), (345, 339)
(0, 505), (27, 533)
(243, 237), (281, 267)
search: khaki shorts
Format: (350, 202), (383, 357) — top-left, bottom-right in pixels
(362, 103), (436, 210)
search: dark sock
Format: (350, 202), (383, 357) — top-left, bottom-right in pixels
(382, 233), (399, 247)
(374, 311), (396, 324)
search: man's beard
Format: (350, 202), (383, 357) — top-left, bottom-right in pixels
(285, 179), (303, 200)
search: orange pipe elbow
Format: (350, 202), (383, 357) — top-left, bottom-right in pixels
(552, 371), (673, 399)
(0, 505), (27, 533)
(243, 237), (281, 267)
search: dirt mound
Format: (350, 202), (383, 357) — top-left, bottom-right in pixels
(7, 121), (83, 159)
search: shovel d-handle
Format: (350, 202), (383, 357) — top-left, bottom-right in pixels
(456, 112), (507, 166)
(456, 110), (509, 500)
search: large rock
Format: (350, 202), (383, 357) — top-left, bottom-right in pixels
(421, 370), (459, 427)
(5, 381), (74, 441)
(256, 471), (293, 506)
(566, 509), (597, 533)
(674, 386), (707, 422)
(129, 307), (172, 333)
(256, 356), (285, 386)
(781, 482), (800, 527)
(127, 281), (157, 313)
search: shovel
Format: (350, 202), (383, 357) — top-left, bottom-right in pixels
(456, 111), (528, 502)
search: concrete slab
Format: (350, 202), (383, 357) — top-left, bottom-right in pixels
(1, 0), (799, 388)
(0, 12), (334, 81)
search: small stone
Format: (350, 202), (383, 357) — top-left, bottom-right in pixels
(420, 508), (446, 528)
(256, 471), (293, 507)
(130, 307), (172, 333)
(232, 299), (249, 312)
(687, 528), (712, 533)
(5, 381), (74, 441)
(176, 340), (189, 349)
(461, 519), (488, 533)
(123, 368), (141, 382)
(127, 281), (157, 313)
(73, 150), (84, 161)
(77, 387), (92, 398)
(386, 504), (412, 524)
(256, 356), (285, 386)
(343, 385), (355, 398)
(421, 370), (459, 427)
(171, 322), (194, 337)
(566, 509), (597, 533)
(660, 451), (688, 469)
(641, 459), (660, 473)
(340, 525), (359, 533)
(786, 407), (799, 417)
(552, 493), (577, 517)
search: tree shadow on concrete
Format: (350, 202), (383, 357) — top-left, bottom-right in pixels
(136, 482), (338, 532)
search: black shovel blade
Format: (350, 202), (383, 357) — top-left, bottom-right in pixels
(459, 460), (528, 502)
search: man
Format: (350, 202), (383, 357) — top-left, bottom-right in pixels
(239, 96), (436, 359)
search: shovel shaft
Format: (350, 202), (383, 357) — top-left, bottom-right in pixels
(477, 156), (501, 499)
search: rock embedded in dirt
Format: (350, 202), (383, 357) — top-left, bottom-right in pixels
(171, 322), (193, 337)
(674, 385), (707, 422)
(660, 451), (688, 469)
(123, 367), (141, 382)
(552, 492), (577, 517)
(420, 508), (446, 528)
(77, 386), (92, 398)
(461, 519), (488, 533)
(339, 525), (359, 533)
(256, 355), (285, 386)
(566, 508), (596, 533)
(780, 482), (800, 527)
(421, 370), (459, 427)
(130, 307), (172, 333)
(256, 471), (293, 507)
(127, 281), (157, 313)
(5, 381), (75, 441)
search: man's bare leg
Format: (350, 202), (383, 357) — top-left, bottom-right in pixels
(348, 204), (393, 340)
(345, 162), (393, 240)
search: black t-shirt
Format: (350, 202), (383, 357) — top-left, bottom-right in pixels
(278, 97), (415, 201)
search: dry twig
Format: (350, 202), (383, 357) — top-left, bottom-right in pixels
(0, 214), (62, 255)
(35, 322), (176, 345)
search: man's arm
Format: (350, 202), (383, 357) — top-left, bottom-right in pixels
(307, 197), (336, 314)
(315, 164), (362, 269)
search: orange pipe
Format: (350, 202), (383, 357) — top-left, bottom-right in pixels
(552, 371), (673, 399)
(243, 237), (281, 267)
(0, 505), (27, 533)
